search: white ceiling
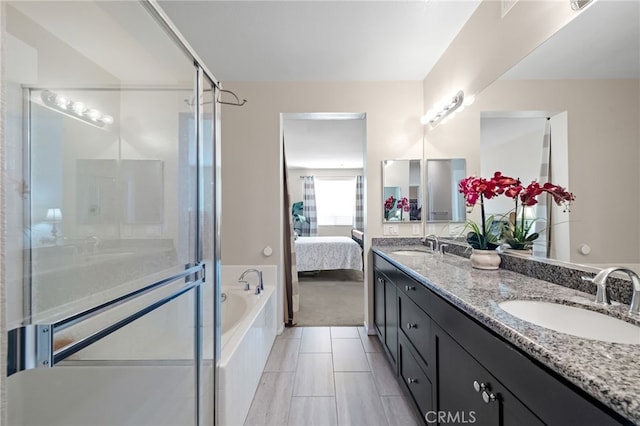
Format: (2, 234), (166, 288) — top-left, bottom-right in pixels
(156, 0), (639, 169)
(157, 0), (481, 169)
(158, 0), (482, 81)
(284, 117), (366, 169)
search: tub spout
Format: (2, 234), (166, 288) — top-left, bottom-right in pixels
(238, 269), (264, 292)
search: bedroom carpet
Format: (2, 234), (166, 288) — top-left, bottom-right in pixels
(295, 270), (364, 326)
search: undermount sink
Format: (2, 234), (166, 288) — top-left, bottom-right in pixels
(392, 250), (432, 256)
(499, 300), (640, 344)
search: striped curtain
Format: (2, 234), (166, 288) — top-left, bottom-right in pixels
(535, 118), (552, 256)
(353, 175), (364, 231)
(302, 176), (318, 236)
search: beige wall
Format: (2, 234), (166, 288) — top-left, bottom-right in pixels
(422, 0), (580, 114)
(220, 81), (423, 329)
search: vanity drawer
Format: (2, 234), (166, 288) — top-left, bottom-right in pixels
(399, 333), (432, 425)
(398, 291), (433, 370)
(373, 254), (397, 281)
(397, 273), (434, 313)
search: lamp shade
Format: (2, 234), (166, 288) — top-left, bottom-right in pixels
(45, 208), (62, 221)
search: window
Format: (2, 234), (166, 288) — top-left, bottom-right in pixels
(314, 177), (356, 226)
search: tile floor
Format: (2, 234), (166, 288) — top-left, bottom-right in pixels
(243, 326), (422, 426)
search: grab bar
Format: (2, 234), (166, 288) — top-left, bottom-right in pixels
(8, 264), (204, 376)
(54, 264), (203, 332)
(54, 279), (202, 364)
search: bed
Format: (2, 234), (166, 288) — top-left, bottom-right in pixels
(295, 236), (363, 272)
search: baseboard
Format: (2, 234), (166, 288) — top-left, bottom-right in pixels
(363, 321), (376, 335)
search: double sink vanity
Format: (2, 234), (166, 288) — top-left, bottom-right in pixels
(372, 242), (640, 425)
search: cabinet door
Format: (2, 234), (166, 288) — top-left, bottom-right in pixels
(399, 333), (434, 426)
(437, 328), (544, 426)
(385, 280), (398, 363)
(374, 272), (386, 340)
(398, 291), (433, 373)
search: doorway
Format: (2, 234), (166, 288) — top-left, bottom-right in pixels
(282, 112), (366, 326)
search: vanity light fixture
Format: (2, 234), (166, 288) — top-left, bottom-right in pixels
(40, 90), (114, 128)
(421, 90), (465, 127)
(570, 0), (594, 11)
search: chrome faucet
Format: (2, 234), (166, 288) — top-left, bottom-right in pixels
(85, 235), (100, 253)
(423, 234), (439, 251)
(238, 269), (264, 293)
(585, 267), (640, 315)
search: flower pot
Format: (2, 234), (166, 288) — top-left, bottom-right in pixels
(470, 249), (501, 270)
(504, 248), (532, 257)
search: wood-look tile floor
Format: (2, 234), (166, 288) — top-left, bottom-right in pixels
(243, 327), (422, 426)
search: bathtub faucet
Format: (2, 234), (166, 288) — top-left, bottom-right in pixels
(238, 269), (264, 293)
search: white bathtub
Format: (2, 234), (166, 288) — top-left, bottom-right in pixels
(218, 265), (277, 426)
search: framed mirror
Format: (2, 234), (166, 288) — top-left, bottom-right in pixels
(382, 159), (422, 223)
(425, 159), (466, 222)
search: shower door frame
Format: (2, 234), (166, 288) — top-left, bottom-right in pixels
(5, 1), (222, 425)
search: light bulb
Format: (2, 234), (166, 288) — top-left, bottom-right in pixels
(101, 115), (114, 125)
(55, 96), (70, 109)
(72, 102), (86, 115)
(86, 109), (101, 121)
(463, 95), (475, 106)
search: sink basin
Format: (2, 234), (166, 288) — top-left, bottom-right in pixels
(392, 250), (432, 256)
(499, 300), (640, 344)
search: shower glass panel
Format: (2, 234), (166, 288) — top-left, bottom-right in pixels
(7, 283), (197, 426)
(4, 1), (218, 425)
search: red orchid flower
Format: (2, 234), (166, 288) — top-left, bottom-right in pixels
(520, 181), (544, 206)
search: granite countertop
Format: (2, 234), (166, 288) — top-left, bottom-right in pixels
(373, 245), (640, 424)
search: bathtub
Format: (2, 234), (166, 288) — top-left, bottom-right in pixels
(218, 265), (277, 426)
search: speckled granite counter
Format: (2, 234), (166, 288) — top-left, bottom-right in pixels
(373, 245), (640, 424)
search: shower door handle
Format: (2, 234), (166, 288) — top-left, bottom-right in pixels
(7, 263), (204, 376)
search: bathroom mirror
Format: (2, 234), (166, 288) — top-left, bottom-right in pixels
(76, 159), (119, 225)
(435, 0), (639, 267)
(424, 158), (466, 222)
(382, 159), (422, 223)
(121, 160), (164, 224)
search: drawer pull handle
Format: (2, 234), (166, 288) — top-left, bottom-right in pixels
(473, 381), (487, 392)
(406, 323), (417, 329)
(482, 390), (497, 404)
(405, 285), (415, 291)
(407, 377), (418, 384)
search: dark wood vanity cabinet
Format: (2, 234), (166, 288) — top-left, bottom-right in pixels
(373, 271), (386, 342)
(372, 252), (630, 426)
(373, 267), (397, 364)
(436, 324), (544, 426)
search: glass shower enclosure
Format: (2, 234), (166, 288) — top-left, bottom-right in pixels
(2, 1), (219, 425)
